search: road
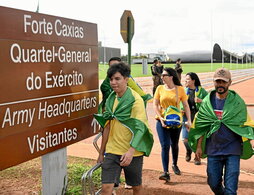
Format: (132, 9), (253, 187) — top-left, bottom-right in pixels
(68, 70), (254, 194)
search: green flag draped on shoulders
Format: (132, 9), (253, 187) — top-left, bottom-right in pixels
(98, 76), (152, 113)
(189, 90), (254, 159)
(98, 77), (113, 113)
(192, 86), (208, 110)
(94, 87), (154, 156)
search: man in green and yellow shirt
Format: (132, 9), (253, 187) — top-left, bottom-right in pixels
(95, 62), (153, 195)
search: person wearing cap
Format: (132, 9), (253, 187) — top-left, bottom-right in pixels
(188, 68), (254, 195)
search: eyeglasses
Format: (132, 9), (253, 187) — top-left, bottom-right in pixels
(161, 74), (171, 77)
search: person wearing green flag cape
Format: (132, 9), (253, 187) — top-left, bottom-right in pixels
(94, 62), (154, 195)
(182, 72), (208, 165)
(189, 68), (254, 195)
(99, 57), (152, 113)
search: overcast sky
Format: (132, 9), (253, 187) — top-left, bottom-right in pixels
(1, 0), (254, 55)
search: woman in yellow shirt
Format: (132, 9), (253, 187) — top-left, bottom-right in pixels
(153, 67), (191, 181)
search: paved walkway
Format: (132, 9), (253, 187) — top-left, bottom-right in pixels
(67, 74), (254, 194)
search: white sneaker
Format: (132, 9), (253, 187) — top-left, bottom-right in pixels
(112, 190), (117, 195)
(125, 184), (133, 189)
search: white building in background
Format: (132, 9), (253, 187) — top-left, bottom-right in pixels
(133, 52), (168, 64)
(147, 53), (167, 61)
(167, 43), (254, 63)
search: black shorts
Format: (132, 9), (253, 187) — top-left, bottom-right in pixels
(101, 153), (143, 186)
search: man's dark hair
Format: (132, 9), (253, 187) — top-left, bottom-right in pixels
(109, 57), (122, 64)
(176, 68), (183, 73)
(164, 67), (182, 86)
(107, 62), (130, 78)
(176, 58), (181, 62)
(153, 59), (158, 64)
(186, 72), (201, 87)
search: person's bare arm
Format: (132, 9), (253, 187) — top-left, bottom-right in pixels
(97, 123), (110, 163)
(250, 139), (254, 149)
(182, 100), (191, 130)
(120, 147), (135, 167)
(195, 136), (204, 160)
(195, 97), (203, 103)
(153, 98), (166, 127)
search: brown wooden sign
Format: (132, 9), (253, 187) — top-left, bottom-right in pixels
(0, 6), (99, 170)
(0, 6), (97, 45)
(0, 39), (98, 102)
(0, 115), (99, 169)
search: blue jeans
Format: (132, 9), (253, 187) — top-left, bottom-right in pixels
(156, 120), (181, 172)
(181, 116), (189, 139)
(207, 155), (240, 195)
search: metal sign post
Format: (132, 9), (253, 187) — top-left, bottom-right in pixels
(127, 16), (134, 66)
(120, 10), (134, 67)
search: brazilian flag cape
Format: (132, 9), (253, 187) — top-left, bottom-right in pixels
(189, 90), (254, 159)
(99, 76), (153, 113)
(185, 86), (208, 110)
(99, 77), (113, 113)
(94, 87), (154, 156)
(180, 86), (208, 111)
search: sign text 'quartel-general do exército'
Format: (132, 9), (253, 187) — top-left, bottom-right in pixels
(10, 44), (92, 64)
(26, 70), (84, 90)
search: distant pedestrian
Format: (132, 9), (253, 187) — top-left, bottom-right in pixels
(153, 67), (191, 181)
(174, 58), (183, 81)
(181, 72), (207, 165)
(151, 59), (164, 95)
(189, 68), (254, 195)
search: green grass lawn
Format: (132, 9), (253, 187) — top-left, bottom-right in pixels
(99, 63), (254, 80)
